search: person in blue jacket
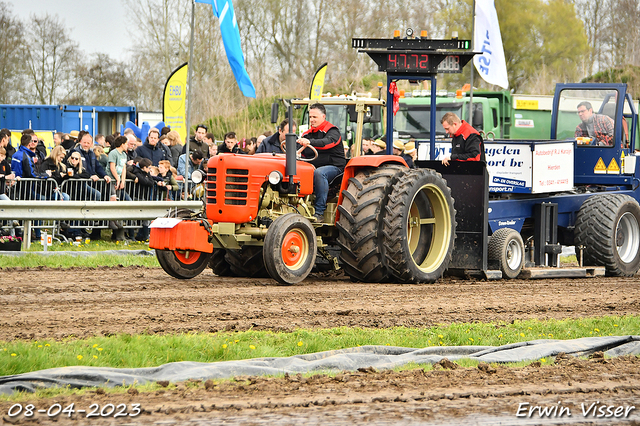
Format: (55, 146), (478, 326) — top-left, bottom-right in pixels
(11, 134), (49, 181)
(134, 128), (172, 166)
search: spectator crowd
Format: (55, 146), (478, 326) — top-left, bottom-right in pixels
(0, 121), (419, 241)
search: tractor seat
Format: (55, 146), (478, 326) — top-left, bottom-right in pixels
(327, 173), (344, 200)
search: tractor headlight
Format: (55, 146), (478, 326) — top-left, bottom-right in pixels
(191, 169), (205, 184)
(268, 170), (283, 185)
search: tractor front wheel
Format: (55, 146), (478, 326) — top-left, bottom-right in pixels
(263, 213), (317, 285)
(155, 208), (211, 279)
(156, 249), (210, 279)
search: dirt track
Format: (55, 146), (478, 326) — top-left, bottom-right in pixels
(1, 267), (639, 425)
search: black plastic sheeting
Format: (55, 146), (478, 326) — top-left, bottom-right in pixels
(1, 336), (638, 396)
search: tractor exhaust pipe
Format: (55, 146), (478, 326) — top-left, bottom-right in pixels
(285, 104), (297, 193)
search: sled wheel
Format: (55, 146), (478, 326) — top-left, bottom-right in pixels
(575, 194), (640, 276)
(383, 168), (456, 283)
(488, 228), (524, 279)
(263, 213), (317, 285)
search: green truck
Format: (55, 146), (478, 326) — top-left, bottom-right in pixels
(395, 90), (554, 142)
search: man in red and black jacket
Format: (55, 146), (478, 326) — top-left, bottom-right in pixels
(298, 103), (345, 221)
(440, 112), (485, 166)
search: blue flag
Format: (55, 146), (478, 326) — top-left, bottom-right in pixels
(196, 0), (256, 98)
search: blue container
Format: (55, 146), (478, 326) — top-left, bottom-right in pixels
(0, 104), (136, 136)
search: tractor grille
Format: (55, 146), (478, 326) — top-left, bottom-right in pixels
(206, 168), (217, 204)
(224, 168), (249, 205)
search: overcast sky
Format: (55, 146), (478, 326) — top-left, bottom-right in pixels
(8, 0), (132, 60)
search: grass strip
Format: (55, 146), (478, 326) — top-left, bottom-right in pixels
(1, 315), (636, 377)
(0, 253), (159, 268)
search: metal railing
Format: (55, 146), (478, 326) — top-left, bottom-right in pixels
(1, 176), (203, 249)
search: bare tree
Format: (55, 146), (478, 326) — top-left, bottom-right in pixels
(0, 2), (25, 103)
(23, 13), (80, 104)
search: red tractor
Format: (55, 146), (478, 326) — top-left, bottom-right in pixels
(149, 98), (456, 284)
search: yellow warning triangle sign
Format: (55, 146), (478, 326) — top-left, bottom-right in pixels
(594, 158), (607, 174)
(607, 158), (620, 174)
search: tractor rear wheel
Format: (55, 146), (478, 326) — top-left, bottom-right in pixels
(383, 168), (456, 283)
(225, 246), (269, 278)
(574, 194), (640, 276)
(209, 249), (235, 277)
(337, 165), (406, 282)
(263, 213), (317, 285)
(488, 228), (524, 279)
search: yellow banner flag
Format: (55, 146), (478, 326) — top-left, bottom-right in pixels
(309, 63), (328, 100)
(163, 63), (189, 144)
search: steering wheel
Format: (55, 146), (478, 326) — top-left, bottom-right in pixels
(280, 141), (318, 162)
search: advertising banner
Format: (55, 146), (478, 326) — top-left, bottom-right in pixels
(162, 63), (188, 144)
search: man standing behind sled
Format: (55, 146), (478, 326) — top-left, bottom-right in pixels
(440, 112), (485, 166)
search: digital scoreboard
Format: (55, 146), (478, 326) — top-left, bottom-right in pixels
(385, 53), (462, 73)
(352, 36), (475, 76)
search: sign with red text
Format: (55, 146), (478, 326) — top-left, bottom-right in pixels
(531, 142), (574, 193)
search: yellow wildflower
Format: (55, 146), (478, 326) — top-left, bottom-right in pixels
(297, 341), (304, 347)
(77, 355), (83, 360)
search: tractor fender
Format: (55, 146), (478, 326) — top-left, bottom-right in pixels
(336, 155), (407, 210)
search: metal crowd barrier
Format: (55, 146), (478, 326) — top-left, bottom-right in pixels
(0, 176), (203, 249)
(3, 178), (62, 240)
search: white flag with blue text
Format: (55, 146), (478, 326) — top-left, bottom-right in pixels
(473, 0), (509, 89)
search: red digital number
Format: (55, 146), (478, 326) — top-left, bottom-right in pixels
(411, 54), (419, 69)
(388, 54), (397, 68)
(419, 54), (428, 68)
(400, 54), (407, 68)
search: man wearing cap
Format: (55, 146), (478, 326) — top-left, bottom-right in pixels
(62, 131), (79, 151)
(403, 141), (418, 167)
(440, 112), (485, 166)
(368, 139), (387, 155)
(297, 103), (345, 222)
(396, 141), (416, 168)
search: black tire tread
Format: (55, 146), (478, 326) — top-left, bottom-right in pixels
(225, 246), (269, 278)
(337, 164), (407, 282)
(209, 249), (235, 277)
(382, 168), (456, 283)
(574, 193), (640, 276)
(488, 228), (524, 279)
